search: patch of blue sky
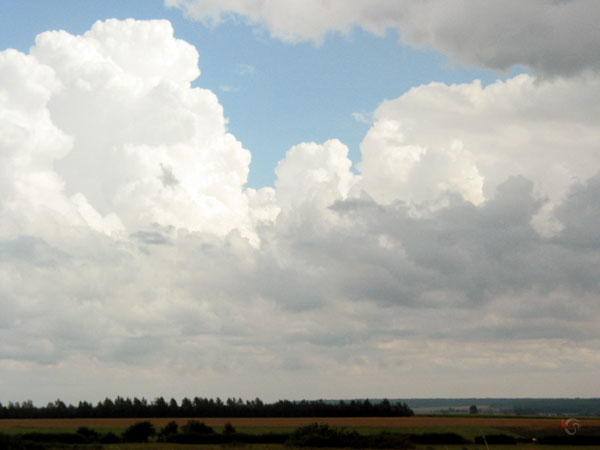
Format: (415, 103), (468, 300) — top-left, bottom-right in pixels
(201, 25), (528, 187)
(0, 0), (174, 51)
(0, 1), (527, 188)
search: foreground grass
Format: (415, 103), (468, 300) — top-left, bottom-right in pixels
(0, 426), (125, 435)
(2, 437), (600, 450)
(76, 445), (600, 450)
(97, 445), (284, 450)
(423, 446), (600, 450)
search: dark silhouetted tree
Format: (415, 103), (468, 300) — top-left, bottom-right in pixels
(122, 421), (155, 442)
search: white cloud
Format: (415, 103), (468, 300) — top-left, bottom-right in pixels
(275, 139), (358, 210)
(0, 49), (80, 237)
(219, 84), (237, 92)
(357, 74), (600, 226)
(2, 18), (600, 403)
(166, 0), (600, 77)
(236, 63), (255, 76)
(352, 111), (371, 124)
(23, 18), (255, 240)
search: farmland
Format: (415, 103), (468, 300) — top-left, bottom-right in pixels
(1, 415), (600, 449)
(1, 415), (599, 432)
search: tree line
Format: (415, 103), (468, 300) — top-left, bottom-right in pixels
(0, 397), (414, 418)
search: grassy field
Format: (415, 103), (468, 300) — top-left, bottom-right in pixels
(1, 415), (598, 429)
(1, 416), (600, 449)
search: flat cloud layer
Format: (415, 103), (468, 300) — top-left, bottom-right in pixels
(1, 18), (600, 402)
(165, 0), (600, 77)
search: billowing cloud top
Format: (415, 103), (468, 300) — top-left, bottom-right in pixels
(1, 17), (600, 402)
(166, 0), (600, 77)
(3, 19), (255, 240)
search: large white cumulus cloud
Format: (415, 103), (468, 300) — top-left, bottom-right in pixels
(359, 74), (600, 218)
(5, 18), (255, 240)
(165, 0), (600, 77)
(2, 18), (600, 402)
(0, 49), (73, 235)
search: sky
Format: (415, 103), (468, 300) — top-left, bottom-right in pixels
(0, 0), (599, 405)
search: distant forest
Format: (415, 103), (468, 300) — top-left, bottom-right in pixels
(0, 397), (414, 419)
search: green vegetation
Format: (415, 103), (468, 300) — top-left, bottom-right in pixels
(122, 421), (156, 442)
(287, 423), (414, 448)
(1, 416), (600, 449)
(0, 396), (413, 418)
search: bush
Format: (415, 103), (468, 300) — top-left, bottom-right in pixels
(287, 423), (357, 447)
(158, 420), (179, 440)
(77, 426), (100, 442)
(182, 419), (214, 434)
(223, 421), (236, 434)
(122, 421), (156, 442)
(287, 423), (414, 448)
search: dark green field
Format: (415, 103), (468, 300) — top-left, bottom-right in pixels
(1, 415), (599, 449)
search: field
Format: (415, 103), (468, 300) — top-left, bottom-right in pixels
(1, 415), (600, 449)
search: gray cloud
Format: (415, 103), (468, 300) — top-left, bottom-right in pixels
(131, 230), (173, 246)
(167, 0), (600, 77)
(554, 174), (600, 248)
(329, 175), (600, 309)
(0, 236), (69, 267)
(159, 164), (179, 188)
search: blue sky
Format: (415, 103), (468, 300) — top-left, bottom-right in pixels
(1, 1), (599, 403)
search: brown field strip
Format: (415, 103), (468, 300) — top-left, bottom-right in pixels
(0, 416), (598, 431)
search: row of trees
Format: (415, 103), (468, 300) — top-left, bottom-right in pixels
(0, 397), (414, 419)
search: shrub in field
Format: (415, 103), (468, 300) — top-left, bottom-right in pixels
(161, 420), (178, 435)
(223, 421), (236, 434)
(77, 426), (100, 442)
(162, 420), (222, 444)
(182, 419), (214, 434)
(287, 423), (357, 447)
(122, 420), (156, 442)
(287, 423), (413, 448)
(288, 423), (358, 447)
(158, 419), (179, 440)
